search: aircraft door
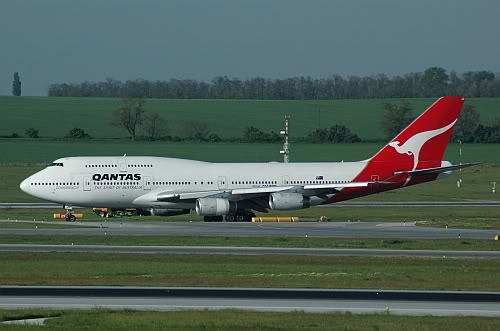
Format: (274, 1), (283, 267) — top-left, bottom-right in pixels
(144, 176), (151, 190)
(117, 158), (127, 172)
(371, 175), (379, 190)
(282, 175), (290, 185)
(218, 176), (227, 190)
(83, 176), (91, 191)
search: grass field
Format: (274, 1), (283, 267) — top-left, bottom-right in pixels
(2, 252), (499, 290)
(1, 234), (499, 251)
(2, 310), (500, 331)
(1, 96), (499, 140)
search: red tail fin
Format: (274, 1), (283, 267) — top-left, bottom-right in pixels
(330, 96), (465, 203)
(371, 96), (464, 171)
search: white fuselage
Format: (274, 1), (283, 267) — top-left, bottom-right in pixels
(20, 156), (365, 209)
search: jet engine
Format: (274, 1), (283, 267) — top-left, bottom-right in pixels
(149, 208), (190, 217)
(195, 198), (237, 216)
(269, 192), (310, 211)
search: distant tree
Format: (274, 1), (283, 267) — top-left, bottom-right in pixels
(473, 124), (496, 143)
(493, 118), (500, 143)
(242, 126), (281, 143)
(183, 120), (210, 141)
(328, 125), (361, 143)
(66, 128), (91, 140)
(142, 111), (167, 141)
(420, 67), (449, 97)
(208, 133), (221, 142)
(309, 128), (329, 143)
(25, 128), (39, 138)
(468, 117), (500, 143)
(263, 131), (281, 143)
(111, 97), (146, 141)
(494, 118), (500, 134)
(381, 101), (414, 139)
(170, 135), (182, 142)
(243, 126), (264, 142)
(308, 125), (360, 143)
(12, 72), (21, 96)
(453, 104), (480, 143)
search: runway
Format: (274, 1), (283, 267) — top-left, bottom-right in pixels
(1, 286), (499, 316)
(1, 200), (499, 209)
(1, 244), (499, 259)
(1, 220), (498, 239)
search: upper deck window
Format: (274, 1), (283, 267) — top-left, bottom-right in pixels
(48, 162), (63, 167)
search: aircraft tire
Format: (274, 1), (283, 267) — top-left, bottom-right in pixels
(204, 216), (224, 222)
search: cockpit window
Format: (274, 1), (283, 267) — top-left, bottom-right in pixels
(48, 162), (64, 167)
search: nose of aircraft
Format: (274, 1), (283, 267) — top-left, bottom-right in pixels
(20, 178), (29, 193)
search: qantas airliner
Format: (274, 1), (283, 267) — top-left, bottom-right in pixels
(20, 96), (476, 222)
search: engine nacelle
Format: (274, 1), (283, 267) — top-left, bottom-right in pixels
(149, 208), (190, 217)
(269, 192), (310, 211)
(195, 198), (237, 216)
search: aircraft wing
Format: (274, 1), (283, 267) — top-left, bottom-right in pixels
(147, 182), (371, 203)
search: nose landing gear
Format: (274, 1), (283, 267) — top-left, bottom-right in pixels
(64, 205), (76, 222)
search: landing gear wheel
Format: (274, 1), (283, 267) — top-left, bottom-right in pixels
(66, 214), (76, 222)
(227, 210), (256, 222)
(204, 216), (223, 222)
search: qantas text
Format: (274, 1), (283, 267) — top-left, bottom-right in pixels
(92, 173), (141, 181)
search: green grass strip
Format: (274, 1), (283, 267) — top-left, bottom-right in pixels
(1, 309), (500, 331)
(1, 252), (499, 290)
(1, 234), (500, 251)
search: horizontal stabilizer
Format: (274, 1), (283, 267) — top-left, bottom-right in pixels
(393, 162), (480, 176)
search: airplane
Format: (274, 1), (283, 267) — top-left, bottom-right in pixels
(20, 96), (477, 222)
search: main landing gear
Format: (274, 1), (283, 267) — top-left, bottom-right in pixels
(203, 210), (256, 222)
(225, 210), (256, 222)
(203, 216), (224, 222)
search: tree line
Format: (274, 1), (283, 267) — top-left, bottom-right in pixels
(48, 67), (500, 99)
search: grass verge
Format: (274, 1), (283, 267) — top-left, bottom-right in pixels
(2, 309), (500, 331)
(1, 205), (499, 229)
(1, 235), (500, 251)
(1, 252), (499, 290)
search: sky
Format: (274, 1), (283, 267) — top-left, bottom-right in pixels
(1, 0), (499, 96)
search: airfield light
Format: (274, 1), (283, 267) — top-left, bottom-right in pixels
(281, 115), (290, 163)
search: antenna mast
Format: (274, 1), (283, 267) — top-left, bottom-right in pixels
(280, 115), (290, 163)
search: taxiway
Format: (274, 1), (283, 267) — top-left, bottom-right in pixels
(1, 286), (498, 316)
(1, 220), (498, 239)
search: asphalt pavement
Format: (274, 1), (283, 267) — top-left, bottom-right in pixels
(1, 286), (499, 316)
(1, 219), (498, 239)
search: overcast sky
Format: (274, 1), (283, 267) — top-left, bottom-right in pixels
(1, 0), (499, 96)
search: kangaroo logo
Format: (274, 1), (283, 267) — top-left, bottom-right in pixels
(388, 120), (456, 170)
